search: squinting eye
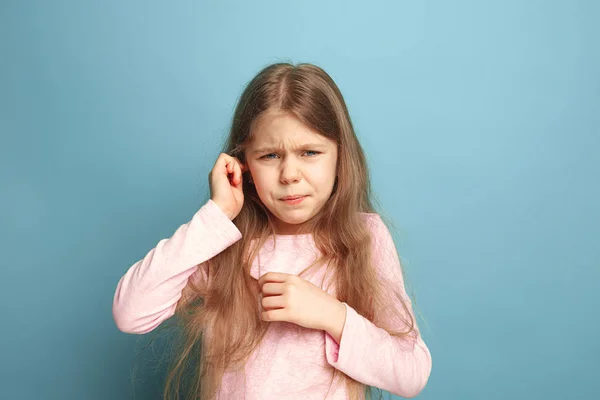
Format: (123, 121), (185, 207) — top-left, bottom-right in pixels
(260, 151), (320, 159)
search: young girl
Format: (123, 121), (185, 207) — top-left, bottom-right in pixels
(112, 62), (432, 399)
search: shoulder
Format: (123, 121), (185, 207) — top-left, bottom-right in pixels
(358, 212), (403, 277)
(359, 211), (381, 226)
(359, 212), (392, 241)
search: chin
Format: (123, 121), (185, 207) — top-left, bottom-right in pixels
(277, 214), (309, 225)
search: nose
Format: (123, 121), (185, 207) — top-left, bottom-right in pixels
(280, 158), (301, 184)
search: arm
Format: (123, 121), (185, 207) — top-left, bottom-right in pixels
(112, 199), (242, 334)
(323, 214), (432, 398)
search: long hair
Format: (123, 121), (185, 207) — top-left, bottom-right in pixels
(163, 62), (418, 399)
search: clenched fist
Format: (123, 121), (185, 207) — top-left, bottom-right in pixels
(257, 272), (347, 342)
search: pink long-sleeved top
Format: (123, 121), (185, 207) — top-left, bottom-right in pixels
(113, 199), (432, 399)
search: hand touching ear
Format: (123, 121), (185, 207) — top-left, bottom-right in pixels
(257, 272), (347, 342)
(209, 153), (248, 220)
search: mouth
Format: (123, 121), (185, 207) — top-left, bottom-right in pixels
(280, 195), (307, 204)
(280, 195), (306, 201)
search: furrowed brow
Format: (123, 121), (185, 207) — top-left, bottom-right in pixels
(252, 143), (327, 154)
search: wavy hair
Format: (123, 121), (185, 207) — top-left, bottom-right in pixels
(162, 62), (417, 400)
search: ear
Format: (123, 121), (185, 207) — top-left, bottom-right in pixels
(242, 164), (254, 184)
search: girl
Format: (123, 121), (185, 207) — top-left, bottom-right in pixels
(112, 62), (432, 399)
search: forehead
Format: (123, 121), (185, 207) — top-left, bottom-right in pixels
(249, 111), (332, 150)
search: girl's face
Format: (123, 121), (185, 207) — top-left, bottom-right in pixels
(245, 110), (338, 235)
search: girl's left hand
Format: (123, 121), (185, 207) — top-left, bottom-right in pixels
(257, 272), (346, 332)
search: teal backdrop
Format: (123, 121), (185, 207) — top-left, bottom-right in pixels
(1, 0), (598, 399)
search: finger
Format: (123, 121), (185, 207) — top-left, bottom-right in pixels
(225, 165), (234, 185)
(211, 154), (228, 177)
(261, 308), (287, 322)
(234, 159), (243, 185)
(258, 272), (290, 287)
(224, 158), (238, 185)
(218, 153), (232, 169)
(261, 282), (285, 296)
(222, 152), (236, 168)
(261, 295), (285, 310)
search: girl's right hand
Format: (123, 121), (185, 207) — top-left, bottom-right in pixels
(209, 153), (247, 220)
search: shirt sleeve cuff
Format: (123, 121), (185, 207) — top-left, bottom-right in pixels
(324, 302), (356, 366)
(202, 199), (242, 243)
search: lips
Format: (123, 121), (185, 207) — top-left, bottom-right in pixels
(281, 195), (306, 200)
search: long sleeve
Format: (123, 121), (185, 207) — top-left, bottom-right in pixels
(112, 199), (242, 334)
(324, 214), (432, 398)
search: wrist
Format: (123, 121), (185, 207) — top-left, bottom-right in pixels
(323, 299), (346, 343)
(211, 199), (234, 220)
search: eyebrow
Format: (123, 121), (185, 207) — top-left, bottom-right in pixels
(250, 143), (328, 155)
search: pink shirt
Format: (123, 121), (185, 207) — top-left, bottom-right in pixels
(112, 199), (432, 399)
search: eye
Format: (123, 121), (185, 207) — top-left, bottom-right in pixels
(260, 151), (320, 160)
(304, 150), (321, 157)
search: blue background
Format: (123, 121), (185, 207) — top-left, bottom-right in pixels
(1, 1), (598, 399)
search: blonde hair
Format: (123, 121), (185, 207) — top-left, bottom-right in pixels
(160, 62), (418, 399)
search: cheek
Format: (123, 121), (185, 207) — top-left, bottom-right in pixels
(252, 172), (275, 198)
(310, 165), (336, 185)
(253, 170), (272, 187)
